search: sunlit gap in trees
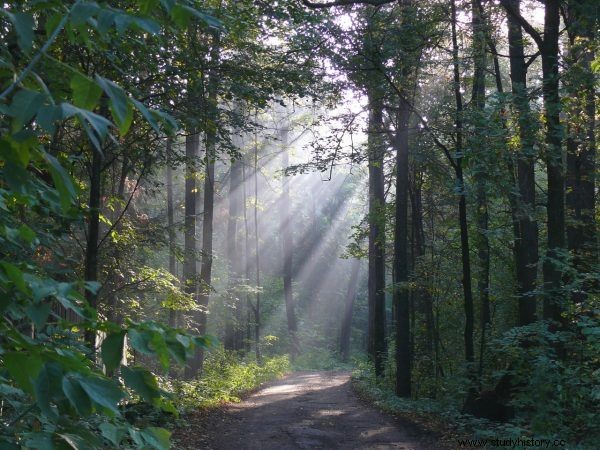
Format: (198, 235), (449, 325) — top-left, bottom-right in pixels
(205, 101), (367, 350)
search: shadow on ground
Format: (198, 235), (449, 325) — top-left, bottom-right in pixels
(174, 371), (443, 449)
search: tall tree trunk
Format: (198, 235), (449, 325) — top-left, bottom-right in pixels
(470, 0), (490, 331)
(540, 0), (565, 322)
(253, 133), (261, 361)
(340, 259), (361, 362)
(280, 126), (299, 356)
(242, 161), (253, 354)
(565, 1), (597, 304)
(506, 0), (538, 326)
(367, 87), (387, 377)
(188, 33), (221, 376)
(166, 138), (177, 328)
(224, 156), (243, 350)
(451, 0), (475, 365)
(410, 174), (435, 373)
(183, 131), (199, 379)
(393, 99), (411, 397)
(84, 148), (103, 350)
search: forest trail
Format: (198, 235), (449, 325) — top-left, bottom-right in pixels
(175, 371), (436, 449)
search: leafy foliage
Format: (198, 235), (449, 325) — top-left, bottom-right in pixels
(0, 1), (218, 447)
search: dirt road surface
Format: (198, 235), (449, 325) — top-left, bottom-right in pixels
(174, 371), (439, 449)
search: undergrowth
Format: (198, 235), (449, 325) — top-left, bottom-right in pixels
(352, 359), (598, 450)
(162, 349), (290, 411)
(291, 347), (354, 371)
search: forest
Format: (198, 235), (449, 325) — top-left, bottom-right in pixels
(0, 0), (598, 449)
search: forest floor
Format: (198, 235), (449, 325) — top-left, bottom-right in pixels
(172, 371), (449, 449)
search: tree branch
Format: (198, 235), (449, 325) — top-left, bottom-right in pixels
(498, 0), (544, 49)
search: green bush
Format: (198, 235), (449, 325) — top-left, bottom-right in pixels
(164, 349), (290, 411)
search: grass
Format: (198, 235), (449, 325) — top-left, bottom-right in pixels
(163, 349), (290, 411)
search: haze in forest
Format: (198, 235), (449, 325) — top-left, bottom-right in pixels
(0, 0), (598, 449)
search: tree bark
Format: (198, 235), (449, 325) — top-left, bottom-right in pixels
(506, 0), (538, 326)
(182, 131), (199, 379)
(187, 33), (221, 377)
(84, 148), (103, 350)
(340, 258), (361, 362)
(470, 0), (491, 331)
(253, 132), (261, 361)
(224, 154), (243, 350)
(393, 99), (411, 397)
(565, 0), (597, 304)
(367, 86), (387, 377)
(451, 0), (475, 365)
(540, 0), (565, 322)
(166, 138), (177, 328)
(280, 126), (299, 356)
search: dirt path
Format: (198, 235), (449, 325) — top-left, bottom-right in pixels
(175, 371), (438, 449)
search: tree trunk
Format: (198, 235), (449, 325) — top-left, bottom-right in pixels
(367, 87), (387, 377)
(470, 0), (491, 331)
(253, 132), (261, 361)
(393, 99), (411, 397)
(224, 155), (243, 350)
(410, 174), (435, 369)
(451, 0), (475, 365)
(506, 0), (538, 325)
(84, 148), (103, 350)
(565, 1), (597, 304)
(166, 138), (177, 328)
(540, 0), (565, 322)
(242, 161), (253, 354)
(340, 258), (360, 362)
(183, 131), (199, 379)
(187, 33), (221, 377)
(280, 126), (299, 356)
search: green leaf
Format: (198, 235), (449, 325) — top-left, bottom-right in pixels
(4, 352), (42, 394)
(141, 427), (171, 450)
(18, 224), (36, 245)
(131, 99), (177, 134)
(44, 153), (76, 210)
(169, 5), (190, 28)
(62, 375), (93, 416)
(70, 2), (100, 26)
(132, 17), (160, 34)
(78, 376), (124, 414)
(150, 332), (169, 371)
(193, 335), (215, 350)
(1, 11), (35, 52)
(101, 330), (126, 373)
(34, 363), (62, 420)
(113, 13), (132, 34)
(121, 366), (161, 403)
(165, 336), (186, 365)
(141, 0), (160, 14)
(36, 104), (63, 134)
(70, 73), (102, 111)
(23, 433), (54, 450)
(60, 102), (112, 150)
(26, 302), (51, 329)
(1, 261), (28, 293)
(99, 423), (126, 447)
(128, 328), (153, 355)
(94, 76), (133, 135)
(169, 5), (222, 29)
(7, 89), (46, 130)
(159, 0), (175, 13)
